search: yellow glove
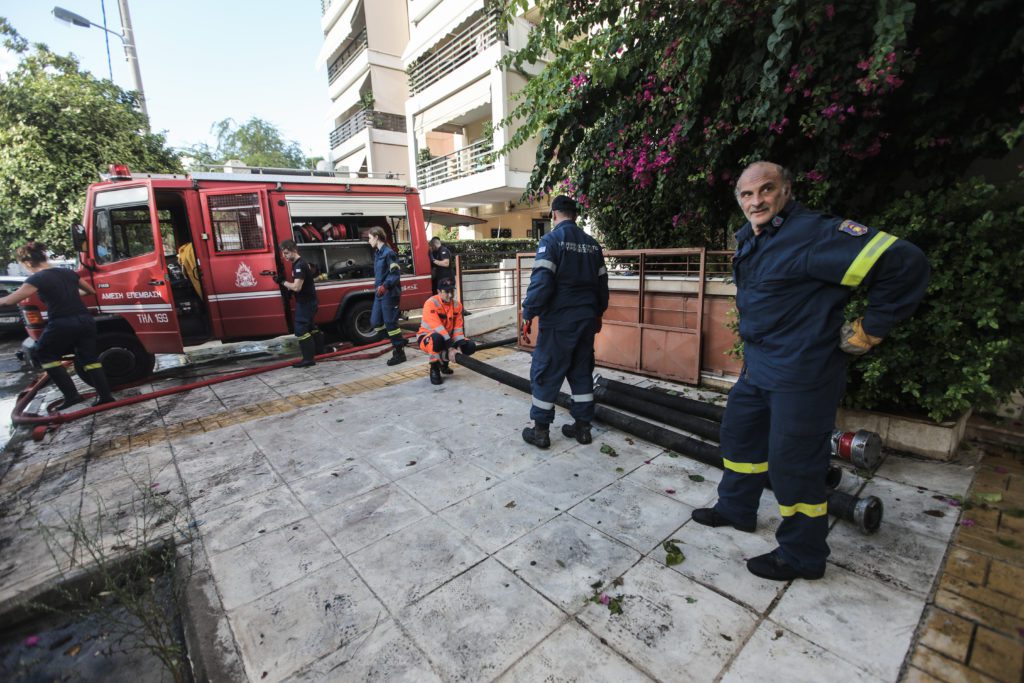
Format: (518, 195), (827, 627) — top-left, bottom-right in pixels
(840, 318), (883, 355)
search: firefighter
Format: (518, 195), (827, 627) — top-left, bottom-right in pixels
(0, 240), (115, 408)
(520, 195), (609, 448)
(429, 237), (454, 294)
(692, 161), (930, 581)
(368, 226), (408, 365)
(276, 240), (321, 368)
(417, 278), (476, 384)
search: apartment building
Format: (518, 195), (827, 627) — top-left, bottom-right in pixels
(318, 0), (411, 182)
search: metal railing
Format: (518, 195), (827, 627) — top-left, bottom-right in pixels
(416, 139), (494, 188)
(327, 28), (369, 85)
(330, 109), (407, 149)
(321, 0), (332, 15)
(408, 10), (500, 94)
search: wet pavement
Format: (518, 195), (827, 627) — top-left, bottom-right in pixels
(0, 322), (994, 682)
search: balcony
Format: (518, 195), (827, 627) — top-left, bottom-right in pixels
(408, 11), (499, 95)
(330, 109), (407, 149)
(416, 138), (495, 188)
(327, 28), (369, 85)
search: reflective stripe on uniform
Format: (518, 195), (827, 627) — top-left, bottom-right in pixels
(432, 325), (446, 334)
(297, 332), (312, 340)
(388, 328), (403, 336)
(778, 502), (828, 518)
(840, 231), (897, 287)
(389, 263), (400, 270)
(41, 360), (63, 369)
(535, 259), (557, 273)
(722, 458), (768, 474)
(532, 396), (554, 410)
(571, 393), (594, 402)
(83, 362), (103, 371)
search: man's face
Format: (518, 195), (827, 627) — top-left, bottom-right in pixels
(281, 248), (298, 262)
(735, 164), (791, 229)
(439, 289), (454, 302)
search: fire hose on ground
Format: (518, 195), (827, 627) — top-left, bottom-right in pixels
(455, 352), (882, 534)
(594, 375), (882, 470)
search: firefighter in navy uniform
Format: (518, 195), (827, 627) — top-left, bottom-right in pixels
(368, 226), (408, 366)
(0, 241), (115, 408)
(692, 161), (930, 581)
(276, 240), (322, 368)
(520, 195), (609, 448)
(417, 278), (476, 385)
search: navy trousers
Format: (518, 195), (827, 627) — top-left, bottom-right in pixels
(293, 299), (318, 338)
(371, 293), (403, 347)
(34, 314), (100, 365)
(529, 317), (598, 425)
(714, 374), (845, 575)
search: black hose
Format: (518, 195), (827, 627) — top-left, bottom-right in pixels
(456, 353), (880, 533)
(473, 336), (519, 352)
(597, 375), (726, 422)
(594, 384), (722, 441)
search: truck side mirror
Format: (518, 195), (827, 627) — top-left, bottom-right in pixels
(71, 223), (87, 252)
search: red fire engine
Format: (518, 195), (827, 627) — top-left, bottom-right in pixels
(21, 165), (434, 384)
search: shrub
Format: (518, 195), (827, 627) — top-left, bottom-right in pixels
(446, 238), (538, 269)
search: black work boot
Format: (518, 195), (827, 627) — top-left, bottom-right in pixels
(45, 365), (85, 410)
(561, 420), (593, 444)
(312, 329), (326, 355)
(86, 366), (116, 406)
(440, 361), (454, 375)
(521, 422), (551, 449)
(691, 508), (755, 533)
(293, 337), (316, 368)
(429, 361), (443, 385)
(747, 549), (824, 582)
(387, 346), (407, 366)
(393, 335), (408, 350)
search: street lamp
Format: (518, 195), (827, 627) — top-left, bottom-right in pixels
(52, 2), (148, 120)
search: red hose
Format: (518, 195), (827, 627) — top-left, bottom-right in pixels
(13, 334), (415, 428)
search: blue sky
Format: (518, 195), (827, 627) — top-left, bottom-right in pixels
(1, 0), (330, 160)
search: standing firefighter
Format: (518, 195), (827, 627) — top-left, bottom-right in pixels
(368, 226), (408, 366)
(520, 195), (609, 448)
(0, 241), (115, 408)
(276, 240), (322, 368)
(417, 278), (476, 385)
(692, 161), (930, 581)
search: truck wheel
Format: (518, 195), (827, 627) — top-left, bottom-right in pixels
(75, 332), (156, 387)
(340, 299), (379, 345)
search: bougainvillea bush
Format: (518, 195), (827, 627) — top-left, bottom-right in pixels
(500, 0), (1023, 420)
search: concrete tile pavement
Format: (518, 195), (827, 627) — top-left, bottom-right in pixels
(0, 338), (998, 682)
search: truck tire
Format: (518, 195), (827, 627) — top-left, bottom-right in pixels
(340, 298), (379, 345)
(75, 332), (156, 387)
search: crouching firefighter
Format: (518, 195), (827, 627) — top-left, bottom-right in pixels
(1, 240), (115, 409)
(417, 278), (476, 385)
(276, 240), (324, 368)
(520, 196), (609, 448)
(368, 226), (408, 366)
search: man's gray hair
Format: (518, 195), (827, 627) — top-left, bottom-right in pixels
(734, 161), (793, 197)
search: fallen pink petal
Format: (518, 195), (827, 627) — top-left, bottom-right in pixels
(24, 635), (39, 647)
(599, 593), (610, 605)
(994, 466), (1008, 474)
(644, 460), (652, 464)
(665, 489), (676, 494)
(960, 519), (976, 527)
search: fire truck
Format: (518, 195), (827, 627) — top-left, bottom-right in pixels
(21, 165), (435, 385)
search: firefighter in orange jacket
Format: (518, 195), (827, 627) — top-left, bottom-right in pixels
(417, 278), (476, 384)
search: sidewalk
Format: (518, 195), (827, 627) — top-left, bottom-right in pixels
(0, 335), (1008, 682)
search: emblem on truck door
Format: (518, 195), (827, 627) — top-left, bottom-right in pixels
(235, 263), (258, 288)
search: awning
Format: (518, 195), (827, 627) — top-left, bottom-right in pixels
(327, 73), (371, 122)
(287, 195), (408, 218)
(315, 0), (363, 68)
(403, 0), (484, 67)
(414, 77), (491, 136)
(422, 209), (487, 227)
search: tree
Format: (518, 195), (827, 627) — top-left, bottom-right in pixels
(181, 117), (309, 170)
(0, 19), (182, 261)
(499, 1), (1024, 420)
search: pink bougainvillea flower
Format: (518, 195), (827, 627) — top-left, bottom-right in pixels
(599, 593), (611, 605)
(960, 519), (976, 527)
(665, 489), (676, 494)
(24, 635), (39, 647)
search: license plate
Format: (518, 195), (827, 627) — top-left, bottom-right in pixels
(0, 317), (19, 324)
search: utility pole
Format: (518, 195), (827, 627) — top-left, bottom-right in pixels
(117, 0), (148, 121)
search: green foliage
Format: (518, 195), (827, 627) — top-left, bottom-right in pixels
(845, 178), (1024, 422)
(181, 116), (309, 170)
(445, 238), (538, 268)
(0, 19), (182, 261)
(499, 1), (1023, 250)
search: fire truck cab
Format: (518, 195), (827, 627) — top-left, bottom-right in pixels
(23, 165), (433, 385)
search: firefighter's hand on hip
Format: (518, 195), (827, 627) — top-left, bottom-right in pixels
(376, 285), (387, 298)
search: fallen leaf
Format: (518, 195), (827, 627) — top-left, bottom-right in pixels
(505, 500), (517, 508)
(720, 634), (733, 642)
(685, 597), (697, 604)
(974, 492), (1003, 504)
(688, 474), (705, 483)
(406, 460), (417, 467)
(615, 467), (624, 473)
(923, 509), (945, 518)
(556, 559), (566, 568)
(625, 437), (635, 445)
(772, 629), (784, 641)
(607, 597), (623, 615)
(612, 576), (624, 586)
(667, 451), (680, 458)
(1004, 508), (1024, 518)
(997, 537), (1022, 549)
(663, 539), (685, 566)
(600, 444), (618, 457)
(330, 472), (339, 477)
(64, 643), (81, 657)
(644, 460), (652, 464)
(590, 580), (603, 589)
(665, 489), (676, 495)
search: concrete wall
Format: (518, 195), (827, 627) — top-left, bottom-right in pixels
(365, 0), (409, 58)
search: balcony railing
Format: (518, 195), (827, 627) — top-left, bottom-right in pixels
(327, 28), (369, 85)
(416, 139), (495, 188)
(408, 11), (500, 95)
(330, 109), (407, 149)
(321, 0), (332, 15)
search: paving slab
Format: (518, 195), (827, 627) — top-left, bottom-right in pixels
(314, 483), (431, 556)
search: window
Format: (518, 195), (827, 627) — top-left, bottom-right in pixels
(93, 206), (156, 264)
(490, 228), (511, 238)
(208, 193), (265, 252)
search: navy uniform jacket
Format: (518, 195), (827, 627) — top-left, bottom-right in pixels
(373, 243), (401, 294)
(291, 257), (317, 303)
(522, 219), (610, 324)
(734, 199), (929, 392)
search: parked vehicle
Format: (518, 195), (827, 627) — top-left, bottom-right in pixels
(19, 164), (433, 384)
(0, 275), (27, 333)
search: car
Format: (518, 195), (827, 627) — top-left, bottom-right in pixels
(0, 275), (27, 333)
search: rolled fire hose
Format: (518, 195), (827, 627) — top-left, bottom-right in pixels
(456, 353), (882, 533)
(596, 374), (882, 469)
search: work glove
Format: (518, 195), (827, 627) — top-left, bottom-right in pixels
(521, 317), (532, 344)
(272, 274), (284, 285)
(376, 285), (387, 298)
(840, 317), (883, 355)
(457, 339), (477, 356)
